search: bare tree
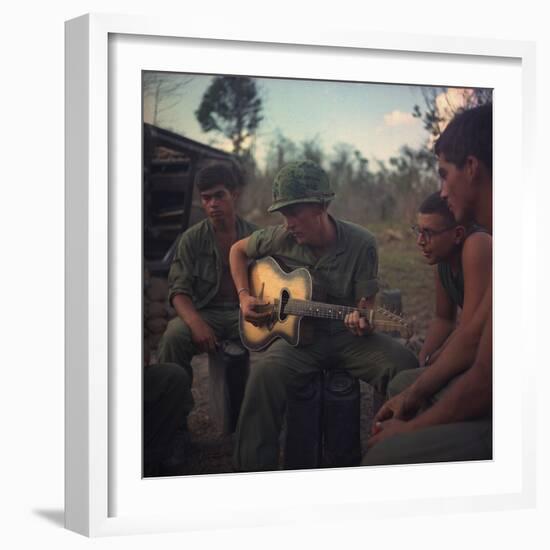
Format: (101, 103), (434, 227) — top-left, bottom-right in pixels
(412, 86), (493, 142)
(143, 72), (194, 128)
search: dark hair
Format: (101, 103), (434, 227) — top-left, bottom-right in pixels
(434, 103), (492, 176)
(418, 192), (456, 226)
(195, 163), (239, 192)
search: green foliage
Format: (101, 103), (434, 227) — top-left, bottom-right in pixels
(265, 130), (299, 173)
(239, 84), (494, 227)
(255, 130), (440, 226)
(195, 76), (263, 156)
(301, 137), (324, 166)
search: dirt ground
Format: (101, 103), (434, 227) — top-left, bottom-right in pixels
(156, 226), (434, 477)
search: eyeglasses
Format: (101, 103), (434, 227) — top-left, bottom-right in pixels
(410, 224), (456, 242)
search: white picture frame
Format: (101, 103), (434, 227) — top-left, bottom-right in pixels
(65, 13), (537, 537)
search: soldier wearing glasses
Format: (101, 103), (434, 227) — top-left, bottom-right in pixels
(411, 192), (491, 369)
(363, 103), (494, 466)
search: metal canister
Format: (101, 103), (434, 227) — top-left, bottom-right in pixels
(283, 372), (323, 470)
(322, 369), (361, 467)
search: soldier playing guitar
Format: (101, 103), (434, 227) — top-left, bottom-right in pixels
(229, 160), (418, 472)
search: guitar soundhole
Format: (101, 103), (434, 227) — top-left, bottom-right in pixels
(279, 289), (290, 321)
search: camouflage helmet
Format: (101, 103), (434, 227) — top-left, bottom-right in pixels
(267, 160), (335, 213)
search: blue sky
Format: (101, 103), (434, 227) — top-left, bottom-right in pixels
(143, 73), (435, 170)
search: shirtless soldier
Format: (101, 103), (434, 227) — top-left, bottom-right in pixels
(413, 191), (491, 369)
(362, 103), (493, 465)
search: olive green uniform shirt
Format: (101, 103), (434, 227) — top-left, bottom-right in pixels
(245, 216), (379, 308)
(168, 216), (258, 310)
(234, 217), (420, 472)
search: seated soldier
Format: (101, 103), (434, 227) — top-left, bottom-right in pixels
(143, 360), (193, 477)
(142, 328), (194, 477)
(362, 103), (493, 466)
(413, 191), (491, 369)
(157, 163), (257, 402)
(230, 160), (418, 472)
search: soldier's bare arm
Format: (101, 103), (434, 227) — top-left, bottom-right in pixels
(411, 307), (492, 428)
(229, 237), (268, 323)
(418, 267), (456, 366)
(459, 232), (492, 326)
(408, 286), (491, 404)
(172, 293), (218, 353)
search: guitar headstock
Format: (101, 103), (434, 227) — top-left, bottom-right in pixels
(372, 307), (413, 339)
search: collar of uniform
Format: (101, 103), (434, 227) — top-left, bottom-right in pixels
(235, 215), (253, 239)
(202, 217), (217, 251)
(202, 219), (222, 266)
(205, 215), (246, 238)
(203, 215), (250, 258)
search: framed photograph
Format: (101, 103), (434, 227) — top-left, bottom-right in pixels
(65, 13), (536, 536)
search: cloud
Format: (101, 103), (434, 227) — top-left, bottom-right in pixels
(383, 110), (416, 127)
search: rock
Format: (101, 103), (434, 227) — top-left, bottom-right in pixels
(147, 301), (167, 319)
(380, 289), (403, 315)
(146, 277), (169, 301)
(148, 332), (163, 350)
(147, 317), (168, 335)
(166, 306), (177, 319)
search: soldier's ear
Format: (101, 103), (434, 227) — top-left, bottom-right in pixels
(464, 155), (480, 183)
(455, 225), (466, 244)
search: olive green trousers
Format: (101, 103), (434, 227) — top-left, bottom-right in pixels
(157, 305), (240, 385)
(361, 368), (492, 466)
(143, 363), (193, 463)
(233, 323), (419, 472)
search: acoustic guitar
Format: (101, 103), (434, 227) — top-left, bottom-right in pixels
(239, 256), (412, 351)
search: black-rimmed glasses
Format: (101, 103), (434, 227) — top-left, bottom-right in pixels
(411, 224), (456, 242)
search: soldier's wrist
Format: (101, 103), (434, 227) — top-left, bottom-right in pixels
(185, 313), (205, 328)
(410, 378), (430, 404)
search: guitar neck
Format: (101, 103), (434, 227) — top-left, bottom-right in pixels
(283, 299), (409, 334)
(284, 299), (367, 321)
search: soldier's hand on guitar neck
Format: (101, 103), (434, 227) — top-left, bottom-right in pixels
(239, 291), (272, 327)
(344, 297), (374, 336)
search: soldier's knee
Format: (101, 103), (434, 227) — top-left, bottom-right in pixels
(385, 343), (418, 379)
(387, 368), (419, 397)
(162, 362), (191, 388)
(166, 317), (191, 338)
(361, 439), (402, 466)
(399, 345), (419, 369)
(161, 318), (192, 347)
